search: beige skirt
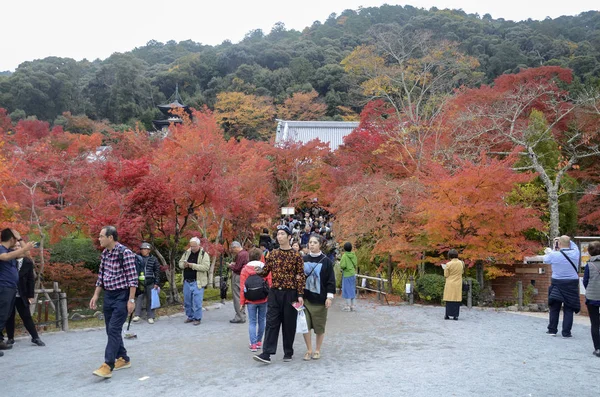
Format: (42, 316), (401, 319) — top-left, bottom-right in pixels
(304, 299), (328, 334)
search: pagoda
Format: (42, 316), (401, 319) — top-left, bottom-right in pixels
(152, 84), (191, 131)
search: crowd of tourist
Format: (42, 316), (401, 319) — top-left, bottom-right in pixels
(2, 219), (600, 380)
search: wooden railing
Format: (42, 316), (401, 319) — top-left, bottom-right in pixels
(356, 273), (389, 304)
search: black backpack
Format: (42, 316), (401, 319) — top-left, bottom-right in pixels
(244, 274), (269, 301)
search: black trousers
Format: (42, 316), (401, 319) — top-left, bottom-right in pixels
(1, 296), (39, 340)
(0, 287), (17, 336)
(262, 289), (298, 358)
(548, 300), (574, 336)
(587, 304), (600, 350)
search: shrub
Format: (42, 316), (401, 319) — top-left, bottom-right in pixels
(49, 238), (100, 272)
(415, 274), (446, 303)
(42, 262), (98, 299)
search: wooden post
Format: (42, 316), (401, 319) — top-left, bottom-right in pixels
(37, 300), (42, 323)
(517, 280), (523, 310)
(467, 279), (473, 309)
(59, 293), (69, 332)
(409, 276), (414, 305)
(387, 256), (393, 294)
(53, 282), (60, 327)
(376, 273), (381, 302)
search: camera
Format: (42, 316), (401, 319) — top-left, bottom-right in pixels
(32, 242), (40, 248)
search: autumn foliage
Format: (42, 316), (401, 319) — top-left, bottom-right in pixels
(418, 154), (542, 267)
(2, 65), (600, 299)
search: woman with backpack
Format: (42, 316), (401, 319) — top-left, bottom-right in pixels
(301, 234), (336, 361)
(240, 248), (272, 352)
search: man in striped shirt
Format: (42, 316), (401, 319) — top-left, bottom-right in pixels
(89, 226), (138, 378)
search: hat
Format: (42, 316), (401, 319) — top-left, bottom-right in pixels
(140, 242), (152, 249)
(277, 225), (292, 235)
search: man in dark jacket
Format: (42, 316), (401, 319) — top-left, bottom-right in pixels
(132, 242), (161, 324)
(0, 240), (45, 347)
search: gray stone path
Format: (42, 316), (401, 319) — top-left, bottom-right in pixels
(1, 299), (598, 397)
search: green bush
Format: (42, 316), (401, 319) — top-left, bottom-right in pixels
(49, 237), (100, 272)
(415, 274), (445, 303)
(415, 274), (481, 305)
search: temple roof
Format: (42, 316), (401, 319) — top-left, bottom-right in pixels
(275, 120), (359, 151)
(157, 84), (191, 116)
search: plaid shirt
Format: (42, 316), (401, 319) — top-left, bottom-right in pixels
(96, 243), (138, 291)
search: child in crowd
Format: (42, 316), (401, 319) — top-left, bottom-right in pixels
(240, 248), (272, 352)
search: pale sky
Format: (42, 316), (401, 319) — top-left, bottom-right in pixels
(2, 0), (598, 72)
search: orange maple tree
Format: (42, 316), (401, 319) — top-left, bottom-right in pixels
(277, 90), (327, 121)
(417, 153), (542, 277)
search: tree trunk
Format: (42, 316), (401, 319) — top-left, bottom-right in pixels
(529, 147), (561, 242)
(209, 216), (225, 287)
(547, 188), (560, 241)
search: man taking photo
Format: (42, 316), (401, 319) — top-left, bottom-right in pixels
(544, 235), (581, 338)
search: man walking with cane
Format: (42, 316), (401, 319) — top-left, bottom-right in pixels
(89, 226), (138, 378)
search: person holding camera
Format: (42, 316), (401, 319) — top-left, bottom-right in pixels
(543, 235), (580, 337)
(0, 228), (36, 357)
(0, 239), (45, 348)
(132, 242), (161, 324)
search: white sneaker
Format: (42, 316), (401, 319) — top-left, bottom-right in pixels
(132, 316), (141, 322)
(147, 318), (154, 324)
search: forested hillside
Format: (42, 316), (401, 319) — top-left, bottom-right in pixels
(0, 5), (599, 136)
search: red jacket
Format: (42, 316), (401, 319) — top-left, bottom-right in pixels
(240, 260), (272, 305)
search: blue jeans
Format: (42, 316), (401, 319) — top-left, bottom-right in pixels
(247, 302), (267, 345)
(183, 281), (204, 321)
(103, 289), (129, 368)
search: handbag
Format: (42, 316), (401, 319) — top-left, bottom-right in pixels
(151, 287), (161, 309)
(462, 280), (470, 292)
(296, 309), (309, 334)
